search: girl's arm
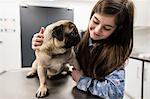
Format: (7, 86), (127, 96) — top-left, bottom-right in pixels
(76, 68), (125, 99)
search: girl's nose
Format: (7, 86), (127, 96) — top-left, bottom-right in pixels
(95, 24), (102, 33)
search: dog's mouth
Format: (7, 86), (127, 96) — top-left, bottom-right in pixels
(64, 29), (80, 49)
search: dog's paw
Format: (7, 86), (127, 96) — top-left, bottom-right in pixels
(68, 65), (74, 72)
(64, 63), (74, 72)
(61, 71), (68, 75)
(26, 71), (37, 78)
(36, 86), (49, 98)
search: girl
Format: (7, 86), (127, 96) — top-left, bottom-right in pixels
(32, 0), (134, 98)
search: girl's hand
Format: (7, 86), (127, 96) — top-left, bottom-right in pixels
(32, 27), (45, 50)
(71, 68), (82, 83)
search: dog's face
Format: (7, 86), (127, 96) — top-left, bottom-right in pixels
(45, 20), (80, 49)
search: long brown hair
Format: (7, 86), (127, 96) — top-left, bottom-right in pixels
(76, 0), (134, 80)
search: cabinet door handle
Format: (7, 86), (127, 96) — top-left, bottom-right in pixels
(0, 41), (2, 43)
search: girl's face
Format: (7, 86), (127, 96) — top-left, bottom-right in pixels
(89, 13), (117, 40)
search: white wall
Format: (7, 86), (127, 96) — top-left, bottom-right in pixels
(134, 0), (150, 26)
(0, 1), (21, 71)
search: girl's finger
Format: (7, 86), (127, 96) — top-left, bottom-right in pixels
(34, 38), (43, 42)
(39, 27), (45, 34)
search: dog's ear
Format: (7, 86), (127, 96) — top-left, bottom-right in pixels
(52, 25), (64, 41)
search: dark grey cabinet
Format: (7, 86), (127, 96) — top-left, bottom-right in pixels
(20, 6), (73, 67)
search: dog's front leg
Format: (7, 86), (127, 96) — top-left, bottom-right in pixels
(36, 66), (49, 98)
(26, 60), (37, 78)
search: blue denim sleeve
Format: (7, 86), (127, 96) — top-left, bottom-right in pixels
(76, 68), (125, 99)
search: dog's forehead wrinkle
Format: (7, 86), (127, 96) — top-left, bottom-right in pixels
(64, 24), (77, 33)
(54, 20), (71, 26)
(46, 20), (75, 33)
(64, 28), (73, 33)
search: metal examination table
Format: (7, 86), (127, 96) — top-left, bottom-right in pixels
(0, 68), (101, 99)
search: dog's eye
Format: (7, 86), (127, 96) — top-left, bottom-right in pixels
(69, 24), (74, 29)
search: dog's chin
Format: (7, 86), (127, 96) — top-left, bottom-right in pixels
(63, 44), (71, 49)
(64, 37), (80, 49)
(63, 30), (80, 49)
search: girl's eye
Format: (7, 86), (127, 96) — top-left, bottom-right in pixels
(93, 20), (99, 24)
(103, 26), (112, 31)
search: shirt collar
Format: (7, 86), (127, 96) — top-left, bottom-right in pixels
(89, 38), (101, 48)
(89, 38), (93, 47)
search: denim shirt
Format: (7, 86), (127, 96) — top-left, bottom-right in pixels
(76, 68), (125, 99)
(75, 37), (125, 99)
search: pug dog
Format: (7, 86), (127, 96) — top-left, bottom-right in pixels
(26, 20), (80, 98)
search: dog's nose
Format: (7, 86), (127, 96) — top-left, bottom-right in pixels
(70, 32), (76, 37)
(64, 32), (80, 49)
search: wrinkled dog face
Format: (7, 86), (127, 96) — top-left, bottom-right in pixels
(51, 20), (80, 49)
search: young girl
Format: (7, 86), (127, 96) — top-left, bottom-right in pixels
(32, 0), (134, 98)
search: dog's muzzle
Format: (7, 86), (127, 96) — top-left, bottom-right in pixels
(64, 29), (80, 49)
